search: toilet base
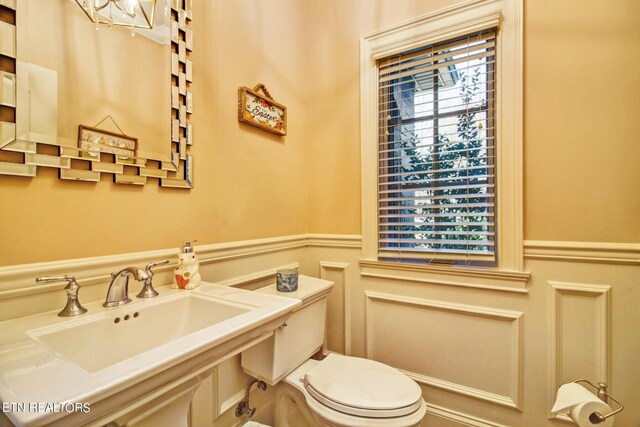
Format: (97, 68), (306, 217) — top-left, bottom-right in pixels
(275, 381), (324, 427)
(274, 360), (426, 427)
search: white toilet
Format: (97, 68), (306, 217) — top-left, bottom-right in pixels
(241, 276), (426, 427)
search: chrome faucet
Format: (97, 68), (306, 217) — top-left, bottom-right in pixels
(103, 267), (149, 308)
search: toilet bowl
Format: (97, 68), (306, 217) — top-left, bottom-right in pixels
(241, 276), (426, 427)
(276, 356), (426, 427)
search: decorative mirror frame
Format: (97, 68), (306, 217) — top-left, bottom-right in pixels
(0, 0), (194, 188)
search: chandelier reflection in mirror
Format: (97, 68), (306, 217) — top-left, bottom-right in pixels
(74, 0), (159, 30)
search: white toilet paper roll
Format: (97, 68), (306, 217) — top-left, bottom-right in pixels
(552, 383), (613, 427)
(569, 400), (613, 427)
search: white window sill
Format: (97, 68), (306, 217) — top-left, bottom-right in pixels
(359, 259), (530, 293)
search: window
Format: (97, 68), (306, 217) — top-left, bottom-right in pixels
(360, 0), (523, 272)
(377, 30), (497, 264)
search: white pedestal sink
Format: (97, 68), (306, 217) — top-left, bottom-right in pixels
(0, 283), (300, 427)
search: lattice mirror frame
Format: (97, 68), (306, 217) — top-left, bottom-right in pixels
(0, 0), (194, 188)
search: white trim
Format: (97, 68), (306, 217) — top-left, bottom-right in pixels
(212, 367), (220, 420)
(363, 1), (503, 60)
(360, 259), (530, 293)
(525, 240), (640, 265)
(407, 370), (518, 409)
(0, 234), (360, 321)
(219, 389), (245, 416)
(319, 261), (352, 355)
(360, 269), (527, 294)
(0, 234), (358, 298)
(189, 366), (218, 426)
(0, 250), (178, 300)
(365, 291), (523, 410)
(360, 0), (524, 271)
(548, 281), (611, 421)
(215, 263), (300, 288)
(1, 236), (633, 302)
(427, 403), (509, 427)
(306, 234), (362, 248)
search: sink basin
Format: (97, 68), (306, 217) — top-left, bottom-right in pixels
(0, 282), (301, 427)
(30, 293), (253, 373)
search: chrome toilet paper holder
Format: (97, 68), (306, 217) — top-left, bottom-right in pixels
(573, 379), (624, 424)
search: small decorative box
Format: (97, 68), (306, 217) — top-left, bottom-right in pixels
(276, 269), (298, 292)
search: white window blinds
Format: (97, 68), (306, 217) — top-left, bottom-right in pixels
(377, 29), (497, 263)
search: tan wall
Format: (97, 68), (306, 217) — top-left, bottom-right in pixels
(0, 0), (312, 266)
(523, 0), (640, 242)
(304, 0), (450, 235)
(304, 0), (640, 242)
(2, 0), (638, 266)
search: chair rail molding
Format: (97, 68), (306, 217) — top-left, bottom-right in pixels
(525, 240), (640, 265)
(0, 234), (360, 300)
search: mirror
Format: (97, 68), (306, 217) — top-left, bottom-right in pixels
(0, 0), (194, 187)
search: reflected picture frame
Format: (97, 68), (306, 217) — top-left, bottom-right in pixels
(78, 125), (137, 162)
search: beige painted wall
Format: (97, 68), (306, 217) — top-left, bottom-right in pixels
(304, 0), (452, 235)
(524, 0), (640, 242)
(1, 0), (639, 264)
(0, 0), (312, 266)
(304, 0), (640, 242)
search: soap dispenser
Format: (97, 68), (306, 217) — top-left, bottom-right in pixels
(172, 240), (202, 289)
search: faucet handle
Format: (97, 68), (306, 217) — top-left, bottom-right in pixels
(137, 260), (169, 299)
(36, 275), (88, 317)
(36, 275), (76, 284)
(145, 259), (170, 277)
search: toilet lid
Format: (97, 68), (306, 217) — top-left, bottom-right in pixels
(303, 354), (423, 418)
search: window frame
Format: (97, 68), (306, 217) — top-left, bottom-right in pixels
(360, 0), (524, 273)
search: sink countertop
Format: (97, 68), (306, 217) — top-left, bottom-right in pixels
(0, 281), (301, 427)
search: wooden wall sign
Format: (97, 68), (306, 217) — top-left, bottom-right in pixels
(238, 83), (287, 136)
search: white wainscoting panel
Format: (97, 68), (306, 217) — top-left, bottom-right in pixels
(365, 291), (523, 409)
(3, 235), (637, 425)
(549, 281), (611, 420)
(426, 403), (509, 427)
(190, 367), (218, 424)
(320, 261), (351, 355)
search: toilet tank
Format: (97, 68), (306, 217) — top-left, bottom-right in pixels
(241, 275), (334, 385)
